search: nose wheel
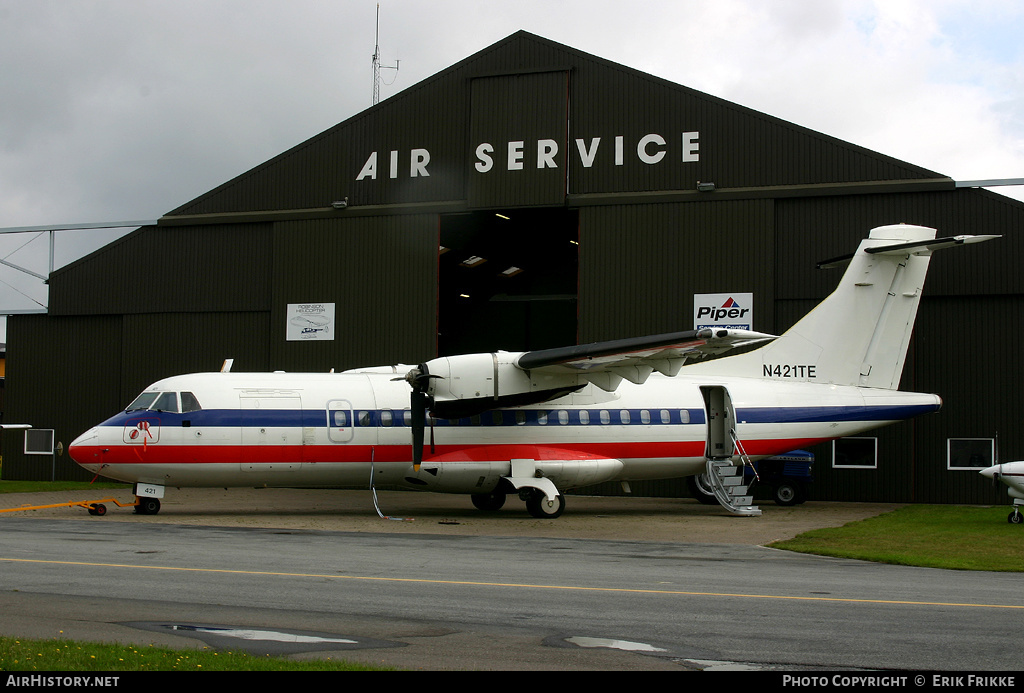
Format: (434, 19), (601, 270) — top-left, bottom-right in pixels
(134, 497), (161, 515)
(1009, 508), (1023, 524)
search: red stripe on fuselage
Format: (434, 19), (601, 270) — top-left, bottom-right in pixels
(70, 437), (828, 467)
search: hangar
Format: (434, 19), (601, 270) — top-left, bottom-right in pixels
(4, 31), (1022, 505)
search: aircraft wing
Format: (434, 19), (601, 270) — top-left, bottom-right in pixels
(514, 328), (775, 386)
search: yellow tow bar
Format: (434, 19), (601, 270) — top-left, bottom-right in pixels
(0, 496), (140, 517)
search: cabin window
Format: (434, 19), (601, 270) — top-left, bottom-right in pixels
(537, 411), (548, 425)
(380, 410), (393, 427)
(679, 409), (690, 424)
(557, 410), (569, 425)
(947, 438), (994, 471)
(492, 411), (504, 425)
(832, 437), (877, 469)
(620, 410), (630, 424)
(659, 409), (671, 424)
(600, 410), (611, 425)
(402, 410), (412, 426)
(515, 411), (526, 425)
(579, 410), (590, 425)
(357, 411), (373, 426)
(334, 410), (350, 427)
(640, 410), (651, 424)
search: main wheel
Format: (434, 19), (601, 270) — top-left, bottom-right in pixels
(687, 474), (720, 505)
(471, 490), (507, 512)
(525, 491), (565, 519)
(1009, 510), (1023, 525)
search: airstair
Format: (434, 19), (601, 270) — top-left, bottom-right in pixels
(703, 428), (761, 517)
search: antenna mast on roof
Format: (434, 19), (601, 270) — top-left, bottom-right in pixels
(372, 3), (399, 105)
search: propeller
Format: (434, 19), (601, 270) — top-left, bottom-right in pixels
(398, 365), (438, 471)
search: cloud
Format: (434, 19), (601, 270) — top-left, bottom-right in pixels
(0, 0), (1021, 334)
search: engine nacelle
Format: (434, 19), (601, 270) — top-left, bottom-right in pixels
(423, 352), (580, 419)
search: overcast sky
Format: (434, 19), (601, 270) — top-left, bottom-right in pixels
(1, 0), (1022, 335)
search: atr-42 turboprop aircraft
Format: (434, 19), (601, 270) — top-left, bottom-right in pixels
(69, 224), (996, 518)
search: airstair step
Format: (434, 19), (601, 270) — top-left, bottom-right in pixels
(705, 456), (760, 517)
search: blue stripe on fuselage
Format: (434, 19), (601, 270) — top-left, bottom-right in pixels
(102, 402), (936, 430)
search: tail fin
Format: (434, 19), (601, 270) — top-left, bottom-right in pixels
(690, 224), (997, 389)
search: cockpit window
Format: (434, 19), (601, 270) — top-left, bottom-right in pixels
(126, 391), (201, 413)
(126, 392), (159, 412)
(180, 392), (202, 412)
(151, 392), (178, 412)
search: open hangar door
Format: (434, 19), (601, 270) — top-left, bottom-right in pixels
(438, 207), (578, 356)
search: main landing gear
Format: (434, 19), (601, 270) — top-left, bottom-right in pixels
(469, 486), (566, 518)
(523, 488), (565, 519)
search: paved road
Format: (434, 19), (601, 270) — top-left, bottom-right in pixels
(0, 517), (1019, 671)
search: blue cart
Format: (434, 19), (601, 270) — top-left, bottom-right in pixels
(744, 450), (814, 505)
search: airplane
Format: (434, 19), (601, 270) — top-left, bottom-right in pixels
(68, 224), (997, 519)
(978, 462), (1024, 524)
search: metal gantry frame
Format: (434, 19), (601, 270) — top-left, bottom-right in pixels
(0, 220), (157, 314)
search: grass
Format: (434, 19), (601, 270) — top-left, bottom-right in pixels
(0, 636), (391, 671)
(770, 504), (1024, 571)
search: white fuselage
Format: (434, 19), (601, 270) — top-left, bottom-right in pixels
(68, 369), (941, 496)
(980, 461), (1024, 501)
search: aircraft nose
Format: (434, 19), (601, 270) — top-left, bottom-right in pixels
(68, 428), (99, 465)
(978, 464), (1000, 480)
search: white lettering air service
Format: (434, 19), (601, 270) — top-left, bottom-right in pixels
(356, 149), (431, 180)
(359, 132), (700, 180)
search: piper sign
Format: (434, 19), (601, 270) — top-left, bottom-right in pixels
(694, 293), (753, 331)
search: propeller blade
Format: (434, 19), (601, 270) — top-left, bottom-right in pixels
(411, 390), (427, 471)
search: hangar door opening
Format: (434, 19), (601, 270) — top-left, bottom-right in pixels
(438, 208), (578, 356)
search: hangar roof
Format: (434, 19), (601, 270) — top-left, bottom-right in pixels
(164, 30), (948, 221)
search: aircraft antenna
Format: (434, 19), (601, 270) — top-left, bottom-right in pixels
(371, 3), (399, 105)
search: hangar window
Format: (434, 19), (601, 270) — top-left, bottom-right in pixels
(947, 438), (994, 470)
(832, 437), (877, 469)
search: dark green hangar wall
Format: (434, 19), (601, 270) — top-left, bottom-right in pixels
(4, 31), (1022, 508)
